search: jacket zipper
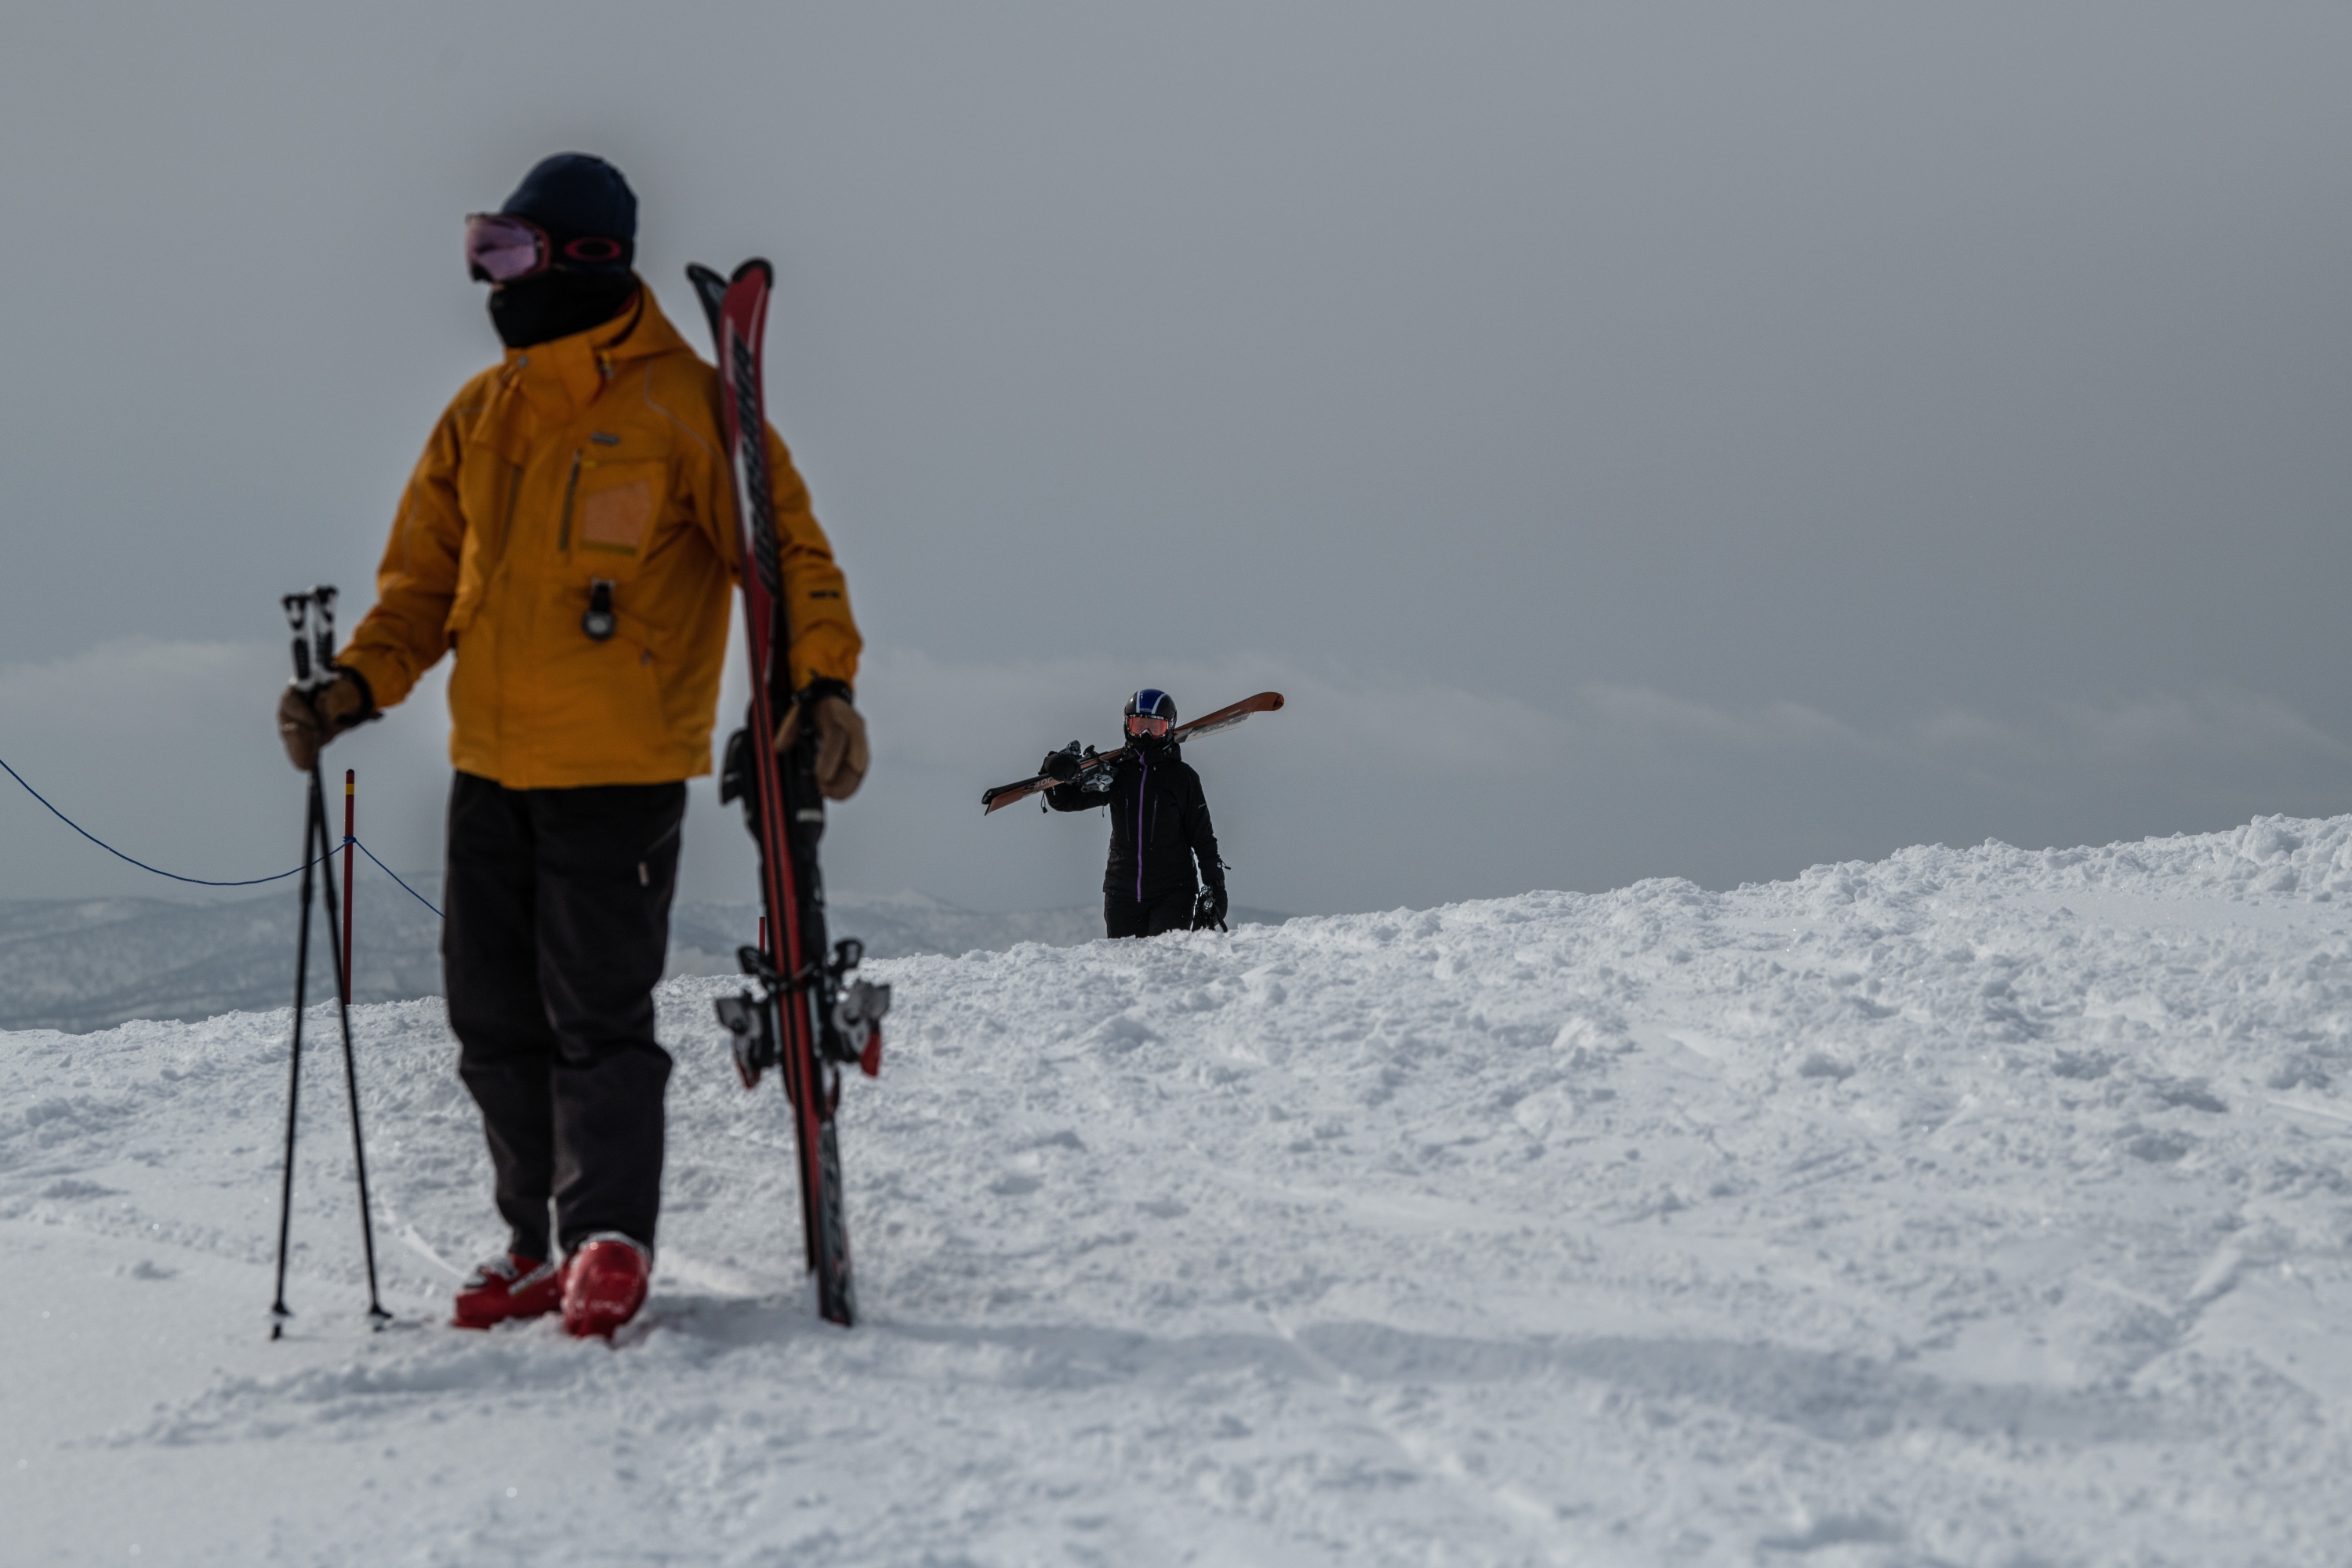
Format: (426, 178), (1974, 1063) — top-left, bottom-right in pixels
(555, 449), (584, 554)
(1134, 757), (1148, 901)
(499, 463), (524, 557)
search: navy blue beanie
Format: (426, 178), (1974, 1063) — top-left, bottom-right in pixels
(500, 153), (636, 274)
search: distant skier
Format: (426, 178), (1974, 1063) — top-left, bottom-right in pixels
(273, 153), (868, 1338)
(1041, 688), (1228, 938)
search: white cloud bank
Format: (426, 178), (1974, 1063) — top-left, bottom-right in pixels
(3, 639), (2344, 914)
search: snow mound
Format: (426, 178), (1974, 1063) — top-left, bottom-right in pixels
(6, 815), (2352, 1564)
(1783, 812), (2352, 906)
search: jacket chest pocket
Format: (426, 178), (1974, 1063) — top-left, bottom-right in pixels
(558, 457), (669, 575)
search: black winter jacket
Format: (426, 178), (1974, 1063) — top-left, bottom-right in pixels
(1047, 745), (1224, 902)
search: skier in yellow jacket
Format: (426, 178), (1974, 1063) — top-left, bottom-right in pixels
(274, 153), (866, 1338)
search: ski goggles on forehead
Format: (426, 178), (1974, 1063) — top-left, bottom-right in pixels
(463, 212), (628, 282)
(1125, 713), (1171, 738)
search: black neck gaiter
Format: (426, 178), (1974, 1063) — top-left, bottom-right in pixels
(489, 273), (640, 350)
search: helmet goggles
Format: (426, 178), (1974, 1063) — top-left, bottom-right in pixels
(465, 212), (628, 283)
(1124, 713), (1172, 739)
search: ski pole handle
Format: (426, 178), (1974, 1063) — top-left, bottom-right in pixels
(281, 586), (342, 693)
(310, 585), (337, 687)
(283, 593), (314, 688)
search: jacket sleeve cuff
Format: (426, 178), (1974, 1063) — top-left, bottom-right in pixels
(798, 677), (855, 707)
(339, 666), (378, 721)
(332, 646), (409, 713)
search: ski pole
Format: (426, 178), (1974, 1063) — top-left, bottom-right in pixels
(341, 771), (354, 1006)
(314, 755), (390, 1328)
(269, 590), (319, 1341)
(268, 756), (316, 1341)
(267, 588), (390, 1337)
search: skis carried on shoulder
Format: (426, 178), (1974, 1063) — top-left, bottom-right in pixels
(981, 691), (1285, 815)
(687, 260), (889, 1328)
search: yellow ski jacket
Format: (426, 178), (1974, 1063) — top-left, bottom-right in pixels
(337, 285), (860, 789)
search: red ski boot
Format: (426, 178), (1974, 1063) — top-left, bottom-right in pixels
(451, 1253), (561, 1329)
(562, 1234), (652, 1338)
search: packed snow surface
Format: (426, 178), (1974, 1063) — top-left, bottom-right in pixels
(8, 815), (2352, 1565)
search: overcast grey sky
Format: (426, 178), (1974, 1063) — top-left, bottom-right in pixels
(2, 2), (2346, 916)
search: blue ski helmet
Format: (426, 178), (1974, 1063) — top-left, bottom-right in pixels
(1124, 688), (1177, 746)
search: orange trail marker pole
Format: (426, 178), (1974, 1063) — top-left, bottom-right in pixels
(341, 770), (356, 1006)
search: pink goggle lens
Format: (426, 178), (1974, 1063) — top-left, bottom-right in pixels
(464, 213), (547, 282)
(1126, 714), (1171, 737)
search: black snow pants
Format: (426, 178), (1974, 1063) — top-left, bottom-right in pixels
(1104, 888), (1196, 938)
(443, 771), (684, 1261)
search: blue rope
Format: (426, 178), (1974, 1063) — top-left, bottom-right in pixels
(2, 750), (443, 916)
(0, 752), (322, 887)
(347, 836), (444, 919)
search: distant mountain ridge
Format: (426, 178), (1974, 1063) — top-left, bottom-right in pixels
(0, 883), (1290, 1034)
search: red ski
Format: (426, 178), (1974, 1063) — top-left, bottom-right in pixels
(981, 691), (1286, 815)
(688, 260), (886, 1327)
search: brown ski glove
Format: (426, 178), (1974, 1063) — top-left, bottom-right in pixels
(775, 691), (869, 801)
(275, 673), (372, 772)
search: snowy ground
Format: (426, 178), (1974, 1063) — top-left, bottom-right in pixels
(7, 816), (2352, 1566)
